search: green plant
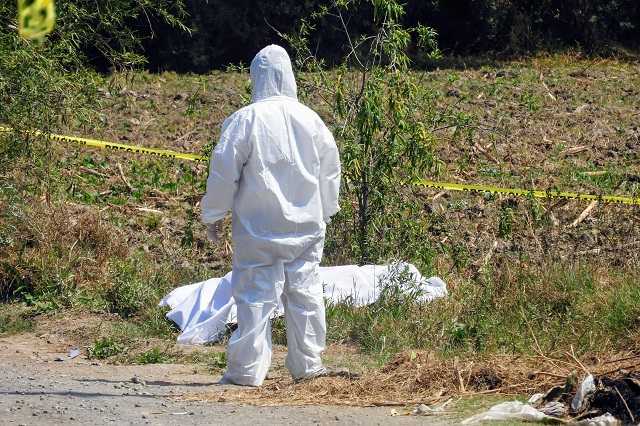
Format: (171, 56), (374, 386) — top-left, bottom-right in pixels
(208, 352), (227, 370)
(326, 262), (440, 361)
(104, 258), (154, 318)
(142, 307), (181, 337)
(136, 346), (171, 364)
(0, 305), (36, 336)
(146, 214), (162, 232)
(0, 0), (189, 176)
(283, 0), (443, 265)
(187, 351), (227, 371)
(498, 201), (516, 239)
(271, 316), (288, 346)
(87, 336), (126, 359)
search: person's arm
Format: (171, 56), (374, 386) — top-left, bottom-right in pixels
(200, 114), (250, 224)
(318, 124), (341, 222)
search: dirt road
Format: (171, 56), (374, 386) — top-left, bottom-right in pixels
(0, 333), (451, 425)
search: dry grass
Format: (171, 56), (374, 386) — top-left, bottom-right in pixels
(189, 350), (640, 408)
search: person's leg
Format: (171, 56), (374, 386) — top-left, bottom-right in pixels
(281, 237), (326, 380)
(221, 261), (284, 386)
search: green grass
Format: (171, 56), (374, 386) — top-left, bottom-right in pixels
(136, 345), (174, 364)
(0, 304), (36, 336)
(187, 351), (227, 372)
(87, 336), (126, 360)
(1, 54), (639, 372)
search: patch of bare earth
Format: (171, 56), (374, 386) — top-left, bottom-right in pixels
(14, 311), (637, 422)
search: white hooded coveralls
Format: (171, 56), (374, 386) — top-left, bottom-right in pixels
(200, 45), (341, 386)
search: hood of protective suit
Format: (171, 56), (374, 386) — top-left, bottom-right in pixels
(250, 45), (297, 103)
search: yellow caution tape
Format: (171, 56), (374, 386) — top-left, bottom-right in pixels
(416, 180), (640, 205)
(2, 126), (637, 204)
(0, 126), (208, 162)
(18, 0), (55, 40)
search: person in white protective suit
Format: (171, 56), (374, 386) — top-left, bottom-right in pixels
(200, 45), (341, 386)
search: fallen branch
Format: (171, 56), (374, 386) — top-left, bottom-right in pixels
(549, 198), (570, 211)
(431, 191), (446, 201)
(569, 58), (599, 77)
(175, 130), (197, 142)
(539, 74), (557, 101)
(371, 401), (405, 407)
(530, 371), (568, 379)
(600, 362), (640, 377)
(603, 355), (640, 365)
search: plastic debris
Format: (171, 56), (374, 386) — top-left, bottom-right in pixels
(461, 401), (548, 424)
(571, 374), (595, 411)
(413, 404), (444, 415)
(55, 348), (79, 361)
(540, 400), (565, 417)
(571, 413), (621, 426)
(527, 393), (544, 404)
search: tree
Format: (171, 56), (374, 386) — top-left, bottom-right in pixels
(283, 0), (442, 265)
(0, 0), (189, 174)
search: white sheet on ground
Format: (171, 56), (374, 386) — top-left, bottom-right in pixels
(159, 263), (447, 345)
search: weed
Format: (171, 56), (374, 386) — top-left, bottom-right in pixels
(141, 309), (178, 338)
(207, 352), (227, 370)
(146, 214), (162, 232)
(271, 316), (288, 346)
(87, 337), (126, 359)
(104, 258), (157, 318)
(0, 305), (36, 336)
(519, 91), (540, 112)
(187, 351), (227, 371)
(136, 346), (171, 364)
(498, 201), (516, 239)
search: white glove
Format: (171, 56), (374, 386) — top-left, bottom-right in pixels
(324, 217), (331, 224)
(206, 220), (223, 244)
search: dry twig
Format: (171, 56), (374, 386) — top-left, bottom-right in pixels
(567, 346), (590, 375)
(117, 163), (134, 192)
(603, 355), (640, 365)
(571, 200), (598, 227)
(473, 142), (499, 164)
(453, 357), (465, 392)
(79, 166), (109, 179)
(614, 385), (635, 424)
(134, 207), (163, 214)
(560, 146), (588, 156)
